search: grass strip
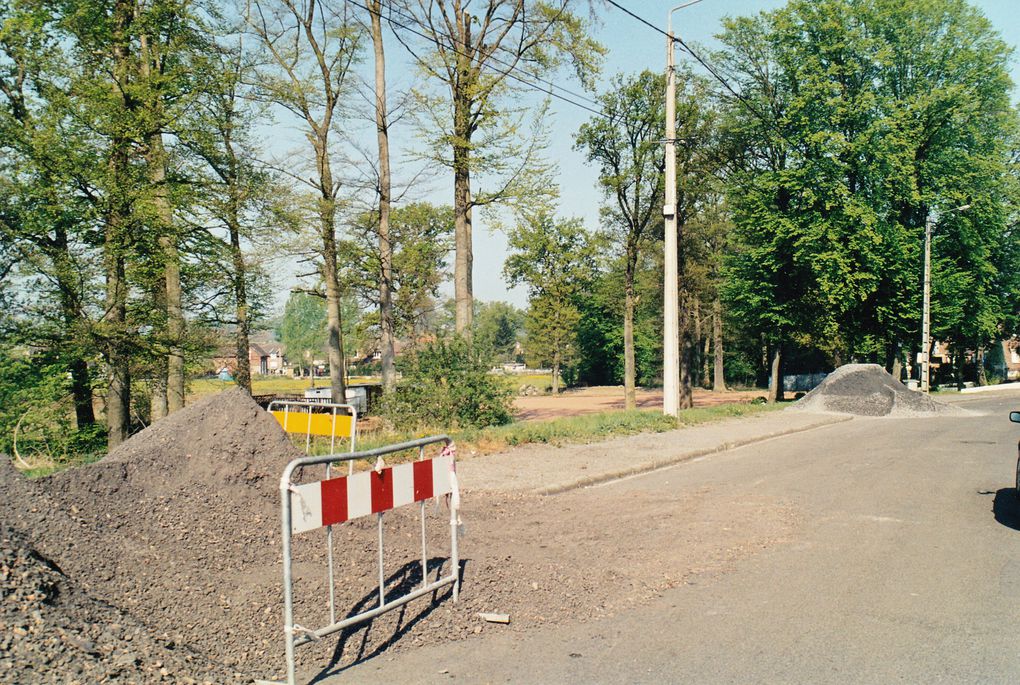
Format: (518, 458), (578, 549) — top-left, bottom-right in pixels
(348, 401), (781, 460)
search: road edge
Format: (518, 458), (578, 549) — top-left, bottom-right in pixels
(533, 413), (855, 495)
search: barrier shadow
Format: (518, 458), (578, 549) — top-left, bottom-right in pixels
(308, 556), (468, 683)
(993, 488), (1020, 531)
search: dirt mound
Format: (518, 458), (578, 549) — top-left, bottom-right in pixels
(0, 522), (229, 684)
(792, 364), (956, 417)
(94, 387), (302, 494)
(0, 390), (303, 680)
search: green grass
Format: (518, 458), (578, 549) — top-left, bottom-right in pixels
(188, 375), (377, 399)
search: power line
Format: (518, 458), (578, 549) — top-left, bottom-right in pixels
(603, 0), (672, 40)
(381, 0), (604, 111)
(351, 0), (611, 120)
(604, 0), (799, 150)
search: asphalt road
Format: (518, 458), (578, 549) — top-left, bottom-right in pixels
(325, 394), (1020, 684)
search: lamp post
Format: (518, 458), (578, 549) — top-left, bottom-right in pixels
(663, 0), (706, 417)
(921, 203), (970, 393)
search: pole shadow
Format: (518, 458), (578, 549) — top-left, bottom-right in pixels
(307, 556), (468, 684)
(992, 488), (1020, 531)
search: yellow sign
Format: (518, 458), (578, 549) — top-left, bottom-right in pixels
(271, 410), (354, 438)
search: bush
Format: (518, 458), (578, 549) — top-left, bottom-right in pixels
(0, 351), (106, 466)
(380, 337), (514, 430)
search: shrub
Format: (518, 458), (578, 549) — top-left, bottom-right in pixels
(380, 337), (514, 430)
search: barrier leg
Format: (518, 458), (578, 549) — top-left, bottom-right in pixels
(377, 513), (386, 607)
(450, 504), (459, 602)
(281, 483), (297, 685)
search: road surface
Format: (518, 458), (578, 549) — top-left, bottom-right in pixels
(321, 393), (1020, 684)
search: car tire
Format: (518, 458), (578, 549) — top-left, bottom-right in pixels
(1015, 454), (1020, 499)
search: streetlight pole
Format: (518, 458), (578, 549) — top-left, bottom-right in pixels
(663, 0), (706, 417)
(921, 203), (970, 393)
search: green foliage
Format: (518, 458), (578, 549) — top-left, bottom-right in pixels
(342, 202), (454, 339)
(473, 301), (524, 363)
(380, 337), (513, 430)
(0, 350), (105, 464)
(720, 0), (1020, 373)
(505, 212), (597, 388)
(278, 292), (326, 371)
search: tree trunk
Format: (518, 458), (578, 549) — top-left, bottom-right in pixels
(229, 208), (252, 395)
(317, 149), (347, 404)
(623, 259), (636, 410)
(370, 1), (396, 392)
(679, 293), (693, 410)
(693, 301), (703, 388)
(552, 352), (560, 395)
(141, 32), (185, 416)
(768, 345), (783, 403)
(53, 227), (96, 428)
(713, 296), (726, 392)
(977, 346), (987, 386)
(149, 272), (168, 421)
(453, 148), (473, 337)
(105, 0), (133, 451)
(702, 314), (711, 390)
(104, 224), (130, 449)
(150, 357), (168, 422)
(163, 231), (185, 412)
(452, 67), (474, 336)
(891, 344), (903, 383)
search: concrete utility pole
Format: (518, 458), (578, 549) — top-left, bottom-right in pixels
(663, 0), (706, 417)
(921, 203), (970, 393)
(663, 15), (679, 416)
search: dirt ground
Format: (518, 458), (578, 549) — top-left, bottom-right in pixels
(1, 389), (793, 684)
(513, 386), (765, 421)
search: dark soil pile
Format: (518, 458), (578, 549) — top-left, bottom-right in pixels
(0, 524), (224, 684)
(792, 363), (956, 417)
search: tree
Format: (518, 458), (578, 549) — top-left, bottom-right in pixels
(718, 0), (1020, 395)
(474, 301), (524, 363)
(575, 70), (664, 409)
(504, 212), (596, 393)
(179, 39), (283, 395)
(246, 0), (360, 403)
(342, 202), (453, 344)
(393, 0), (603, 335)
(0, 1), (98, 433)
(279, 291), (327, 378)
(365, 0), (397, 392)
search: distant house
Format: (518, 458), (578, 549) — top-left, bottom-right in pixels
(210, 332), (288, 376)
(1003, 339), (1020, 381)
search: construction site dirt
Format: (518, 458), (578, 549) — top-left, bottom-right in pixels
(1, 388), (799, 683)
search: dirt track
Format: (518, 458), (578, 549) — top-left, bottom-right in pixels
(513, 387), (765, 421)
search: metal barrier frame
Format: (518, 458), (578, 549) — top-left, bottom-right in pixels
(267, 400), (358, 458)
(278, 435), (460, 685)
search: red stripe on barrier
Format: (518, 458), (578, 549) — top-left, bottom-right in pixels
(371, 468), (393, 514)
(413, 460), (433, 502)
(321, 477), (349, 526)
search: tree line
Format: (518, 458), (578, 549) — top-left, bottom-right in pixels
(2, 0), (1018, 460)
(514, 0), (1020, 406)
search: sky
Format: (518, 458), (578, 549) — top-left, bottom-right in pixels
(271, 1), (1020, 313)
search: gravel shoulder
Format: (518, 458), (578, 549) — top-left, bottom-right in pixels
(458, 409), (852, 494)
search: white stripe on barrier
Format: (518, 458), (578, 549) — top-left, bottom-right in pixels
(289, 455), (456, 535)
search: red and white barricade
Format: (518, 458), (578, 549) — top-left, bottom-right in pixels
(275, 436), (460, 685)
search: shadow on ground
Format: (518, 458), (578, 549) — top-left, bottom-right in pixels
(992, 488), (1020, 531)
(308, 556), (466, 683)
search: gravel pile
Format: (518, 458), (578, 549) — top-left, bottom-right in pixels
(0, 524), (225, 684)
(792, 363), (957, 417)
